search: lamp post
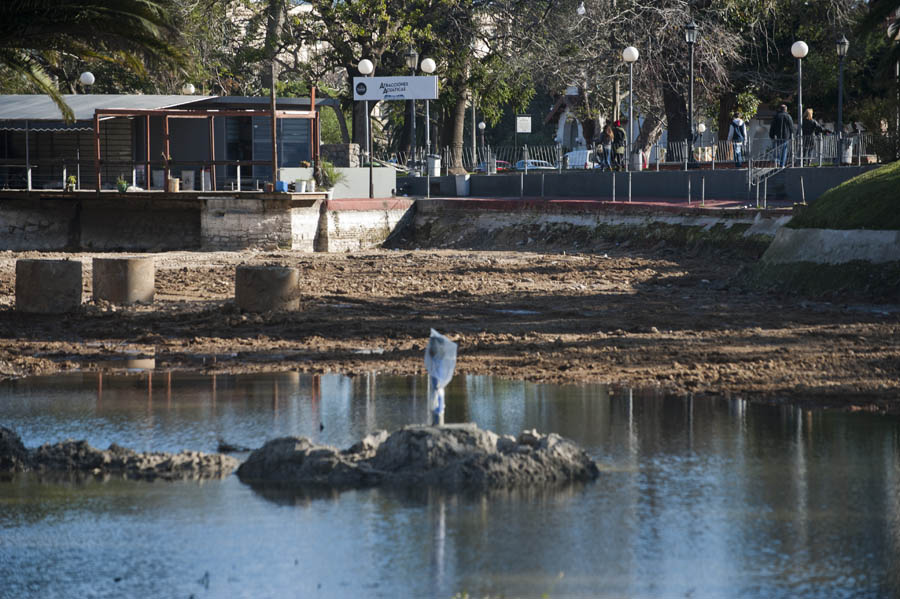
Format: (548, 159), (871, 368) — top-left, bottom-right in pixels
(836, 35), (849, 166)
(622, 46), (639, 172)
(358, 58), (375, 198)
(477, 121), (486, 172)
(405, 46), (419, 170)
(791, 41), (808, 167)
(420, 57), (436, 195)
(684, 21), (698, 168)
(420, 57), (436, 158)
(182, 83), (195, 95)
(76, 72), (94, 190)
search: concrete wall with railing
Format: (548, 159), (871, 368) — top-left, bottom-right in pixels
(401, 165), (876, 204)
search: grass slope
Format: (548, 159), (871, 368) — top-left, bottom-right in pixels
(788, 160), (900, 230)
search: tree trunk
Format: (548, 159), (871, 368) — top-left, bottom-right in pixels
(581, 116), (596, 146)
(663, 83), (688, 143)
(636, 113), (663, 154)
(262, 0), (285, 89)
(447, 92), (469, 175)
(717, 93), (737, 139)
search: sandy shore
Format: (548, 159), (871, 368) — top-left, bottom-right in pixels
(1, 247), (898, 412)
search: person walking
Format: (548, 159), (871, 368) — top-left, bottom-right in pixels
(598, 124), (614, 171)
(612, 120), (627, 171)
(769, 104), (794, 167)
(726, 111), (747, 168)
(801, 108), (826, 163)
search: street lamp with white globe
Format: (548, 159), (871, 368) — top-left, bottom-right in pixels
(358, 58), (375, 198)
(791, 41), (808, 166)
(182, 83), (195, 95)
(420, 57), (436, 158)
(622, 46), (639, 171)
(79, 71), (95, 88)
(420, 57), (437, 192)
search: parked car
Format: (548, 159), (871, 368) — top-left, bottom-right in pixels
(561, 149), (596, 169)
(514, 159), (555, 171)
(474, 160), (512, 173)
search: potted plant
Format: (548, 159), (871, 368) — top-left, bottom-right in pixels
(315, 159), (345, 198)
(65, 175), (76, 192)
(116, 175), (128, 193)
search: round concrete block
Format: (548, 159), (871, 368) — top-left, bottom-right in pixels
(234, 265), (299, 312)
(92, 257), (155, 305)
(16, 259), (83, 313)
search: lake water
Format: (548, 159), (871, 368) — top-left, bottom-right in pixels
(1, 370), (898, 599)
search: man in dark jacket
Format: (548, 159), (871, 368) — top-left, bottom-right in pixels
(768, 104), (794, 167)
(612, 120), (627, 171)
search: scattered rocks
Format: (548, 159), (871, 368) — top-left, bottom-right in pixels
(237, 423), (599, 491)
(0, 427), (238, 481)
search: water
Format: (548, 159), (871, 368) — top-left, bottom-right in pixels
(1, 371), (899, 599)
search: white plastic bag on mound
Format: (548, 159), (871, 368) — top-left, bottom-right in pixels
(424, 329), (457, 425)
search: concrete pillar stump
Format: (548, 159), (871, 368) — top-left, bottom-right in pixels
(235, 265), (299, 312)
(16, 259), (83, 313)
(92, 257), (155, 305)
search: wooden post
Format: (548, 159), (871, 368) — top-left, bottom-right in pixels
(270, 61), (278, 185)
(208, 116), (217, 191)
(94, 113), (101, 192)
(311, 87), (318, 164)
(163, 115), (170, 186)
(145, 115), (150, 190)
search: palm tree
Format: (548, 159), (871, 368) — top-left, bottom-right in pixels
(0, 0), (182, 122)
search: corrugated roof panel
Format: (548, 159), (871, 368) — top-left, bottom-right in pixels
(0, 95), (216, 122)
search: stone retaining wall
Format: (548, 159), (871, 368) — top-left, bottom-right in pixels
(0, 198), (76, 250)
(318, 198), (415, 252)
(201, 197), (293, 250)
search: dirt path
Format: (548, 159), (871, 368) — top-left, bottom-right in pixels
(1, 247), (898, 412)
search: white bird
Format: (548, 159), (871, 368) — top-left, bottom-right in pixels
(424, 329), (457, 426)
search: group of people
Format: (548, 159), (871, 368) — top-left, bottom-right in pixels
(594, 120), (628, 171)
(728, 104), (833, 168)
(582, 105), (835, 172)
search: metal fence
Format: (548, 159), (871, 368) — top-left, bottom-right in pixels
(1, 132), (880, 190)
(662, 132), (875, 170)
(0, 158), (279, 191)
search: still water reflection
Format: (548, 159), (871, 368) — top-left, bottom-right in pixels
(1, 371), (899, 599)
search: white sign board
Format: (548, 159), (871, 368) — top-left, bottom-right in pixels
(353, 76), (438, 101)
(516, 115), (532, 134)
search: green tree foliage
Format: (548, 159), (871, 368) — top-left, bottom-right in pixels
(0, 0), (182, 120)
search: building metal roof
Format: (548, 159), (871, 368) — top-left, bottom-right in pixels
(0, 94), (215, 122)
(179, 96), (340, 110)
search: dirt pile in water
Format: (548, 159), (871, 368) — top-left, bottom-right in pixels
(0, 427), (238, 481)
(237, 423), (599, 490)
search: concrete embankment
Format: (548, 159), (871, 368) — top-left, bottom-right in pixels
(394, 198), (793, 256)
(762, 228), (900, 264)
